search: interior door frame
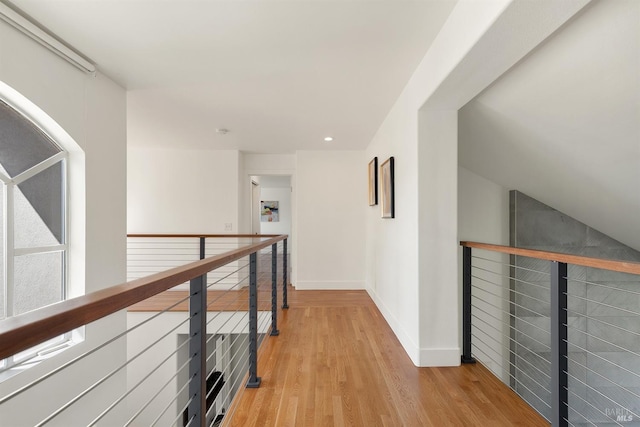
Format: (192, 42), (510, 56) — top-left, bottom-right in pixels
(246, 172), (295, 286)
(250, 180), (260, 235)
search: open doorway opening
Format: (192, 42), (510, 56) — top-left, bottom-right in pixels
(250, 175), (293, 284)
(250, 175), (291, 239)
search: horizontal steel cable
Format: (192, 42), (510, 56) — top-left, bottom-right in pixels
(471, 330), (551, 392)
(471, 345), (551, 417)
(471, 333), (552, 403)
(565, 307), (640, 340)
(565, 405), (597, 427)
(471, 311), (552, 366)
(565, 338), (640, 381)
(565, 375), (632, 426)
(0, 286), (192, 404)
(124, 356), (192, 426)
(472, 275), (550, 307)
(471, 297), (551, 337)
(566, 277), (640, 296)
(34, 311), (193, 426)
(89, 334), (192, 426)
(566, 356), (640, 405)
(566, 292), (640, 317)
(471, 254), (551, 277)
(472, 264), (551, 292)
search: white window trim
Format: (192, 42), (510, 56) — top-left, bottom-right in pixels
(12, 151), (67, 185)
(1, 158), (71, 376)
(0, 82), (83, 379)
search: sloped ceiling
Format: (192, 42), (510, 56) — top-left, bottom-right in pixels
(8, 0), (457, 153)
(459, 0), (640, 251)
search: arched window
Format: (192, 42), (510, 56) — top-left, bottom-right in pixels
(0, 99), (69, 372)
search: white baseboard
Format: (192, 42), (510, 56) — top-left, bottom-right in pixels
(366, 287), (421, 365)
(294, 280), (364, 290)
(419, 347), (461, 367)
(367, 287), (461, 367)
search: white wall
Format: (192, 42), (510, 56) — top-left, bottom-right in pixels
(366, 0), (515, 366)
(366, 0), (590, 366)
(127, 147), (241, 233)
(243, 154), (296, 173)
(458, 167), (510, 381)
(0, 17), (127, 426)
(128, 146), (367, 294)
(459, 0), (640, 252)
(365, 106), (421, 363)
(295, 151), (366, 290)
(457, 167), (509, 245)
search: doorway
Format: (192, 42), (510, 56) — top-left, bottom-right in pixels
(251, 180), (261, 235)
(249, 175), (293, 281)
(250, 175), (292, 240)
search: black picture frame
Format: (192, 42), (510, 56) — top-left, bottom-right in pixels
(381, 156), (394, 218)
(368, 157), (378, 206)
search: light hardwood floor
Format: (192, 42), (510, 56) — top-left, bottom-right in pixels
(224, 287), (549, 427)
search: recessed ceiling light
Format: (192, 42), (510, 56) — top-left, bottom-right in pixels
(324, 136), (333, 142)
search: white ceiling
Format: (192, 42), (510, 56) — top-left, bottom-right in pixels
(9, 0), (457, 153)
(459, 0), (640, 251)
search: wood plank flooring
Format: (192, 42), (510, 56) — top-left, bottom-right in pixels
(224, 287), (549, 427)
(129, 253), (284, 312)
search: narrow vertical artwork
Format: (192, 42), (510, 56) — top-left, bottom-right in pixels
(381, 157), (394, 218)
(368, 157), (378, 206)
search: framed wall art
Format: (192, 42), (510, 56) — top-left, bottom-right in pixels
(368, 157), (378, 206)
(260, 201), (279, 222)
(380, 156), (394, 218)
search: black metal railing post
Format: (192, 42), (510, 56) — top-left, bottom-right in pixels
(271, 243), (280, 336)
(199, 236), (205, 260)
(282, 238), (289, 309)
(461, 246), (476, 364)
(550, 261), (568, 427)
(246, 252), (261, 388)
(187, 273), (207, 426)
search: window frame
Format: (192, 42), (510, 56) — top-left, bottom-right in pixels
(0, 105), (71, 374)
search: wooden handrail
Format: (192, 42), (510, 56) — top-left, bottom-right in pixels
(0, 234), (287, 360)
(461, 241), (640, 275)
(127, 234), (282, 238)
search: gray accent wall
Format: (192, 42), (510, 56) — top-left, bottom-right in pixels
(510, 190), (640, 425)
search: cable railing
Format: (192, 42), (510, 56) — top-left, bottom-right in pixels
(0, 234), (289, 426)
(461, 241), (640, 427)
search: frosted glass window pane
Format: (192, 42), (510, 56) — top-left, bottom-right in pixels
(14, 252), (63, 316)
(14, 162), (64, 247)
(0, 100), (61, 178)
